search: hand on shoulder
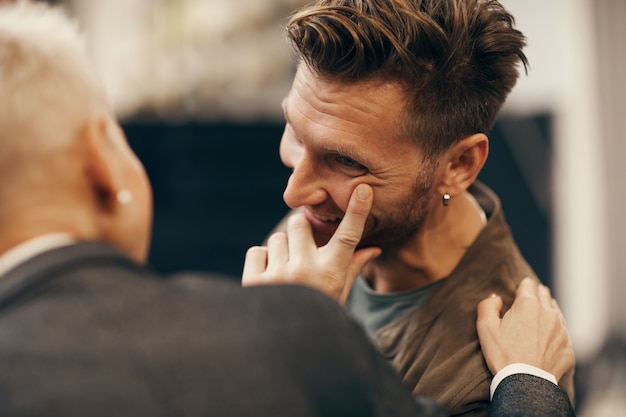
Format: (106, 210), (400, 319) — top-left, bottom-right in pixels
(477, 277), (575, 382)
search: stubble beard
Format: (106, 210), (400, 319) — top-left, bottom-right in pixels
(358, 164), (436, 251)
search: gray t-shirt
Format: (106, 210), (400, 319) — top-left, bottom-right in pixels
(345, 276), (445, 342)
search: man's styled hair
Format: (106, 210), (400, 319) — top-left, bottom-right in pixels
(286, 0), (528, 157)
(0, 0), (106, 152)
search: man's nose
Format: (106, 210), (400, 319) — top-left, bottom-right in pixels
(282, 156), (328, 209)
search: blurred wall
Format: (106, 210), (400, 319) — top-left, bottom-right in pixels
(594, 0), (626, 341)
(501, 0), (617, 363)
(68, 0), (305, 122)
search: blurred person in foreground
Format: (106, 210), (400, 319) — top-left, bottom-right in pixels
(244, 0), (575, 415)
(0, 1), (574, 416)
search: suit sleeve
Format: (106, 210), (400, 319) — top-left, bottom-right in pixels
(490, 374), (576, 417)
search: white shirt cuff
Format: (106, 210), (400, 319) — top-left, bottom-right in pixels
(490, 363), (558, 400)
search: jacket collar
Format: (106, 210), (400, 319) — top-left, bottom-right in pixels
(374, 181), (515, 353)
(0, 234), (76, 278)
(0, 241), (138, 309)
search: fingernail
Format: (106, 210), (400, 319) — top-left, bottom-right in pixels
(489, 293), (497, 298)
(356, 184), (371, 200)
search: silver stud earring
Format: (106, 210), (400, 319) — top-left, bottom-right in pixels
(117, 190), (133, 205)
(443, 193), (450, 207)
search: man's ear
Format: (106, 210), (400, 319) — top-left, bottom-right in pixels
(436, 133), (489, 197)
(82, 115), (120, 214)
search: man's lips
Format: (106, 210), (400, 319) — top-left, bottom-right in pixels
(304, 209), (342, 233)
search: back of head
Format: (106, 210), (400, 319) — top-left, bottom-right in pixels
(286, 0), (528, 158)
(0, 1), (154, 264)
(0, 0), (108, 195)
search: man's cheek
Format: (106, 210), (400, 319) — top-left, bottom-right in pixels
(339, 181), (373, 213)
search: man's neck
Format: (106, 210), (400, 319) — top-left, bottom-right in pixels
(362, 191), (486, 294)
(0, 213), (94, 258)
(0, 233), (76, 278)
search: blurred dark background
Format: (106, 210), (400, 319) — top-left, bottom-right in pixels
(126, 122), (291, 279)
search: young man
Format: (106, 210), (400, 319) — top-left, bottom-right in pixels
(245, 0), (575, 415)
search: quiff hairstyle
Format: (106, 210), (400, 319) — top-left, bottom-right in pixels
(286, 0), (528, 158)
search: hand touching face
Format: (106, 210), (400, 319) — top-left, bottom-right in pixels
(242, 184), (381, 305)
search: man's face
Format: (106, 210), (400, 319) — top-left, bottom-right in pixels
(280, 66), (437, 249)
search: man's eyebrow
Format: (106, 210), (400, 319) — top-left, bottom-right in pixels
(328, 145), (370, 165)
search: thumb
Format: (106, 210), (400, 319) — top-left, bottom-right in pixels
(477, 294), (503, 333)
(347, 247), (381, 284)
(339, 246), (381, 306)
(349, 246), (381, 273)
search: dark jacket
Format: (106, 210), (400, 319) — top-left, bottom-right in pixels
(0, 241), (423, 417)
(491, 374), (575, 417)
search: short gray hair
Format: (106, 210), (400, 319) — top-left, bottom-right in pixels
(0, 0), (108, 159)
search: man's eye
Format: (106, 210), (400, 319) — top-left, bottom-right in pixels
(339, 157), (357, 167)
(336, 156), (366, 171)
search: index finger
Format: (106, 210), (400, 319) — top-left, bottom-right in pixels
(286, 212), (316, 263)
(326, 184), (373, 252)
